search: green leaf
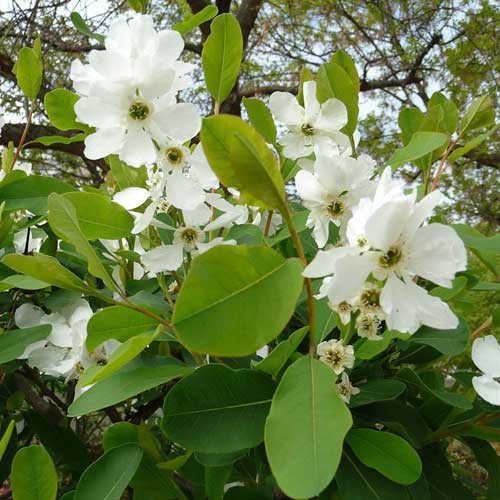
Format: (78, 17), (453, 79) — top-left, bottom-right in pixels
(297, 66), (314, 106)
(86, 305), (159, 351)
(409, 318), (469, 355)
(428, 92), (459, 135)
(265, 356), (352, 499)
(0, 421), (15, 461)
(103, 423), (178, 499)
(62, 192), (134, 240)
(127, 0), (147, 13)
(74, 444), (143, 500)
(205, 465), (232, 500)
(224, 487), (272, 500)
(195, 450), (247, 467)
(2, 253), (91, 294)
(347, 428), (422, 485)
(242, 97), (277, 144)
(331, 50), (360, 90)
(398, 368), (472, 409)
(79, 327), (160, 386)
(173, 245), (303, 356)
(48, 193), (116, 291)
(355, 330), (410, 360)
(162, 364), (275, 453)
(0, 274), (50, 290)
(350, 379), (406, 408)
(448, 124), (499, 163)
(16, 47), (42, 99)
(108, 155), (148, 190)
(32, 133), (86, 146)
(460, 95), (495, 135)
(174, 5), (218, 36)
(201, 115), (285, 210)
(70, 12), (105, 44)
(336, 449), (427, 500)
(226, 224), (263, 245)
(202, 14), (243, 103)
(68, 357), (192, 416)
(316, 61), (359, 136)
(252, 326), (308, 377)
(44, 89), (88, 131)
(388, 132), (449, 168)
(399, 107), (424, 146)
(0, 325), (51, 364)
(0, 175), (75, 215)
(11, 445), (57, 500)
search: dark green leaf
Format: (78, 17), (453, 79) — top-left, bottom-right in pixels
(350, 379), (406, 408)
(409, 318), (469, 355)
(242, 97), (277, 144)
(0, 325), (51, 364)
(70, 12), (105, 44)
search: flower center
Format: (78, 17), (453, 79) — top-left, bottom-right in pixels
(301, 123), (315, 136)
(379, 245), (402, 269)
(128, 101), (150, 121)
(357, 237), (368, 248)
(180, 228), (199, 245)
(360, 288), (381, 311)
(326, 199), (345, 219)
(338, 301), (351, 314)
(357, 314), (382, 339)
(325, 349), (343, 367)
(165, 146), (184, 166)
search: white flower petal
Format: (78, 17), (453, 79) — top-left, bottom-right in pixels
(315, 98), (348, 133)
(302, 81), (320, 121)
(295, 170), (328, 205)
(113, 187), (150, 210)
(303, 246), (359, 278)
(120, 126), (156, 167)
(166, 171), (205, 210)
(142, 243), (184, 273)
(154, 102), (201, 143)
(268, 92), (304, 126)
(15, 303), (45, 329)
(472, 335), (500, 378)
(472, 375), (500, 406)
(84, 128), (125, 160)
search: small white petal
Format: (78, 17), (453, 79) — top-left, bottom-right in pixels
(165, 171), (205, 210)
(268, 92), (304, 126)
(472, 335), (500, 378)
(120, 126), (156, 167)
(314, 97), (348, 133)
(84, 128), (125, 160)
(303, 246), (359, 278)
(113, 187), (150, 210)
(154, 102), (201, 143)
(15, 303), (45, 329)
(142, 243), (184, 273)
(472, 375), (500, 406)
(302, 81), (320, 122)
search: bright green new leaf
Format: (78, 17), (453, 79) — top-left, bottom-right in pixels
(0, 175), (75, 215)
(127, 0), (147, 13)
(74, 444), (143, 500)
(331, 50), (359, 89)
(11, 445), (58, 500)
(316, 61), (359, 136)
(44, 89), (88, 131)
(162, 364), (275, 453)
(173, 245), (303, 356)
(388, 131), (449, 168)
(252, 326), (308, 377)
(0, 325), (51, 364)
(32, 133), (86, 146)
(174, 5), (218, 36)
(70, 12), (105, 44)
(62, 191), (134, 240)
(349, 379), (406, 408)
(347, 428), (422, 485)
(108, 155), (148, 190)
(48, 193), (116, 291)
(2, 254), (92, 293)
(202, 14), (243, 103)
(428, 92), (459, 135)
(460, 95), (496, 135)
(79, 327), (160, 386)
(201, 115), (285, 210)
(1, 275), (50, 290)
(448, 124), (499, 163)
(242, 97), (277, 144)
(0, 421), (15, 461)
(16, 47), (42, 99)
(398, 107), (424, 146)
(410, 318), (469, 355)
(265, 356), (352, 499)
(68, 357), (193, 416)
(297, 66), (314, 106)
(86, 305), (159, 351)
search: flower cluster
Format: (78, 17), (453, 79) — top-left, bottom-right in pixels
(269, 83), (467, 396)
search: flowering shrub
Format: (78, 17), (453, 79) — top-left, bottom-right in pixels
(0, 8), (499, 500)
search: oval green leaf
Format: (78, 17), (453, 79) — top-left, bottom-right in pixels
(201, 115), (285, 210)
(11, 445), (57, 500)
(347, 428), (422, 485)
(74, 444), (142, 500)
(0, 325), (51, 364)
(16, 47), (42, 99)
(173, 245), (303, 356)
(202, 13), (243, 103)
(162, 364), (275, 453)
(388, 131), (448, 168)
(265, 356), (352, 499)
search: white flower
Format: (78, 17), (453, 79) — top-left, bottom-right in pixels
(269, 81), (349, 159)
(336, 372), (360, 403)
(305, 171), (467, 334)
(317, 339), (355, 374)
(356, 313), (383, 341)
(295, 153), (375, 247)
(471, 335), (500, 406)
